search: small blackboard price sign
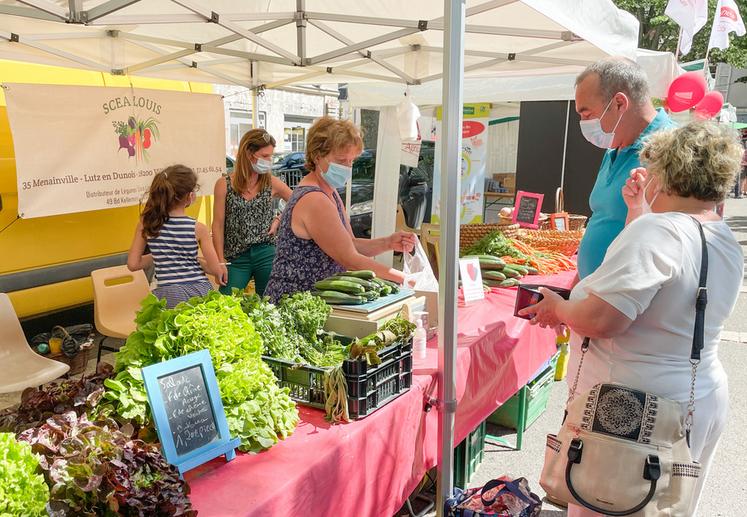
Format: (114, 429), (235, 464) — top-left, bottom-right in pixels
(512, 190), (544, 229)
(142, 350), (240, 477)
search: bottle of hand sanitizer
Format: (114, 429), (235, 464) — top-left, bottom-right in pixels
(413, 317), (427, 360)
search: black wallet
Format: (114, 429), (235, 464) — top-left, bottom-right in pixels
(513, 284), (571, 320)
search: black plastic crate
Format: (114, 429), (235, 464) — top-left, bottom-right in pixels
(263, 337), (413, 419)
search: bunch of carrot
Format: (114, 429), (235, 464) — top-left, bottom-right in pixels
(501, 239), (576, 275)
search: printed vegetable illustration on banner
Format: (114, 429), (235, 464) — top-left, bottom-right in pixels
(113, 116), (160, 163)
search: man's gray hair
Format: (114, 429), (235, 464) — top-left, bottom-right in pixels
(576, 57), (651, 105)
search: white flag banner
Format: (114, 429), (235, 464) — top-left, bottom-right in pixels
(666, 0), (709, 55)
(5, 83), (225, 219)
(708, 0), (746, 50)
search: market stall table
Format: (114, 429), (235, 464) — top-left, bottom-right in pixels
(187, 270), (575, 516)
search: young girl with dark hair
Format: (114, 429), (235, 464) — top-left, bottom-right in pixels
(127, 164), (225, 308)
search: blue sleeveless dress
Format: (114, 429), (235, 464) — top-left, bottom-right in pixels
(265, 186), (347, 302)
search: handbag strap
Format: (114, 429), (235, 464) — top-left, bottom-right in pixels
(568, 217), (709, 442)
(479, 477), (537, 508)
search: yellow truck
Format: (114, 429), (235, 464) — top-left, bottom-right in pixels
(0, 59), (214, 321)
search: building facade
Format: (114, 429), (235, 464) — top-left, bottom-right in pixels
(214, 84), (340, 159)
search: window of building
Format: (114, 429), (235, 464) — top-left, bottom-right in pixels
(228, 110), (266, 157)
(283, 126), (307, 152)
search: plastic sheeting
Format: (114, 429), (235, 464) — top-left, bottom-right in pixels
(187, 269), (575, 516)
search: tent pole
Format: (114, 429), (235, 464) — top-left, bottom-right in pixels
(436, 0), (465, 514)
(296, 0), (306, 62)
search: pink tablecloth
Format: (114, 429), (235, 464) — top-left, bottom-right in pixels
(188, 270), (575, 517)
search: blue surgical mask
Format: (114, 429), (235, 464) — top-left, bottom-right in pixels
(579, 97), (624, 149)
(323, 162), (352, 189)
(253, 158), (272, 174)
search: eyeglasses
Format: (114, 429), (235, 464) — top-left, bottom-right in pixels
(260, 131), (272, 144)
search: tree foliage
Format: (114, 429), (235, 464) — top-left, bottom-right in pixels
(614, 0), (747, 67)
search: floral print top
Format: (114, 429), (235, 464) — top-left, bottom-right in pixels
(265, 186), (347, 302)
(222, 174), (274, 260)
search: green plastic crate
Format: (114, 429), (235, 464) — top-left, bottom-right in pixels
(454, 420), (486, 489)
(488, 355), (557, 431)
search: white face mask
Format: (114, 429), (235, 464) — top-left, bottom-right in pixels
(641, 179), (660, 214)
(579, 97), (625, 149)
(253, 157), (273, 174)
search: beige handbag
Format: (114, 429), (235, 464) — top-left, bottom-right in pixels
(540, 220), (708, 516)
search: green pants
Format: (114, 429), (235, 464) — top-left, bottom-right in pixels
(219, 243), (276, 296)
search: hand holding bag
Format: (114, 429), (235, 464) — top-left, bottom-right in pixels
(539, 219), (708, 516)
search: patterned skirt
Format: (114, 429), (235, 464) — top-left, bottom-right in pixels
(152, 279), (213, 309)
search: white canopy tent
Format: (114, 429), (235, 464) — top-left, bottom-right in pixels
(1, 0), (639, 87)
(347, 48), (681, 106)
(0, 1), (645, 512)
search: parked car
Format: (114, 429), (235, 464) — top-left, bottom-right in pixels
(273, 151), (306, 175)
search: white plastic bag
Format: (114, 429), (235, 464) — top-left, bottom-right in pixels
(403, 237), (439, 292)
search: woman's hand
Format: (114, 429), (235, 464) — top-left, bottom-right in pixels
(217, 264), (228, 286)
(622, 167), (648, 212)
(268, 217), (280, 236)
(518, 287), (565, 328)
(388, 231), (418, 253)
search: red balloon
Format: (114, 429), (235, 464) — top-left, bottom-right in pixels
(666, 72), (707, 112)
(694, 90), (724, 120)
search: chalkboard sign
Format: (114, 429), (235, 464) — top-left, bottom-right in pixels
(142, 350), (240, 477)
(158, 365), (219, 455)
(512, 190), (544, 229)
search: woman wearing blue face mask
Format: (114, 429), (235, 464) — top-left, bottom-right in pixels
(212, 128), (292, 296)
(265, 117), (416, 302)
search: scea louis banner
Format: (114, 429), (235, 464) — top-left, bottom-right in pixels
(5, 83), (225, 218)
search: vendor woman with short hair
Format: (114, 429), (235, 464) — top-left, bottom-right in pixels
(265, 117), (416, 302)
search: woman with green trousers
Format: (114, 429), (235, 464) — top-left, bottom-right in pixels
(212, 129), (291, 296)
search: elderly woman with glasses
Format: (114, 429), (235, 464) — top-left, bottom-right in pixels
(521, 121), (744, 516)
(212, 128), (292, 296)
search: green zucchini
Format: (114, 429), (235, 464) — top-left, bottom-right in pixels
(499, 278), (520, 288)
(482, 270), (507, 281)
(501, 267), (521, 279)
(314, 279), (365, 295)
(361, 290), (380, 302)
(312, 290), (366, 305)
(380, 279), (401, 293)
(483, 279), (505, 287)
(525, 266), (539, 275)
(505, 264), (529, 276)
(475, 256), (506, 270)
(333, 275), (377, 290)
(338, 270), (376, 280)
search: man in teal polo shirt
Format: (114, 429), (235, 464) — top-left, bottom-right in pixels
(575, 58), (674, 280)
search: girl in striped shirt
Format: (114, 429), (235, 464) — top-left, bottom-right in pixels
(127, 164), (225, 308)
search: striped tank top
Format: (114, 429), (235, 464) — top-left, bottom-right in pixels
(147, 216), (207, 286)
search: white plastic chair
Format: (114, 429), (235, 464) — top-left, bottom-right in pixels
(0, 293), (69, 393)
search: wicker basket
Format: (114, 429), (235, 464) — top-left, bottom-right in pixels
(460, 222), (520, 253)
(515, 229), (584, 257)
(539, 214), (588, 231)
(48, 338), (93, 376)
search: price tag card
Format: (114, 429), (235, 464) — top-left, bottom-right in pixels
(459, 257), (485, 303)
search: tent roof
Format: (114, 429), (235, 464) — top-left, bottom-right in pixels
(347, 48), (681, 106)
(0, 0), (639, 89)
